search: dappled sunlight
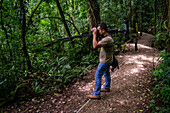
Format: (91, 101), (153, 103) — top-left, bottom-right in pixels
(130, 68), (140, 74)
(77, 43), (159, 92)
(125, 54), (158, 75)
(78, 82), (94, 92)
(129, 44), (153, 50)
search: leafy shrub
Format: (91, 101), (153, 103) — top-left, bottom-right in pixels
(150, 50), (170, 112)
(153, 20), (170, 51)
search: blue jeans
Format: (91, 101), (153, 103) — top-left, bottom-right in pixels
(94, 62), (111, 96)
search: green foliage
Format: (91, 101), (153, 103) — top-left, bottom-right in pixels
(0, 0), (168, 107)
(150, 51), (170, 112)
(153, 20), (169, 50)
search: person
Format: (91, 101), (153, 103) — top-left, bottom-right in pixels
(89, 23), (114, 99)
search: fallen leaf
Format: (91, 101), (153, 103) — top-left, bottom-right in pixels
(54, 93), (62, 97)
(137, 90), (140, 92)
(129, 89), (133, 92)
(140, 96), (143, 100)
(52, 99), (57, 103)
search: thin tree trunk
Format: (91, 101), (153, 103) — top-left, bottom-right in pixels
(88, 0), (100, 28)
(140, 12), (143, 36)
(65, 0), (68, 11)
(20, 0), (32, 71)
(56, 0), (74, 47)
(115, 0), (118, 28)
(27, 0), (43, 29)
(133, 0), (138, 51)
(72, 0), (74, 11)
(168, 0), (170, 34)
(56, 0), (71, 37)
(38, 16), (80, 34)
(87, 0), (100, 53)
(167, 0), (170, 52)
(128, 0), (132, 27)
(0, 0), (13, 58)
(154, 0), (157, 35)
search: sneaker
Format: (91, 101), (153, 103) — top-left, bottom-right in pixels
(101, 88), (110, 92)
(88, 95), (101, 99)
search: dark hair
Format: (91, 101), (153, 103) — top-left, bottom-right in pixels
(97, 23), (107, 31)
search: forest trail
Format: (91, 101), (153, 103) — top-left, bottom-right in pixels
(78, 33), (160, 113)
(1, 33), (160, 113)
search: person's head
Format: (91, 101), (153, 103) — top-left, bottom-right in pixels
(97, 23), (108, 36)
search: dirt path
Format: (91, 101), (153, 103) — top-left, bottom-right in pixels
(79, 33), (160, 113)
(1, 33), (160, 113)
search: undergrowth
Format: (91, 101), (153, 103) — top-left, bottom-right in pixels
(150, 50), (170, 112)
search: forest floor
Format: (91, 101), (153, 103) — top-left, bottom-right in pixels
(1, 32), (160, 113)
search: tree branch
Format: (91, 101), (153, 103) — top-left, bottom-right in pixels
(56, 0), (71, 37)
(27, 0), (43, 29)
(35, 16), (80, 34)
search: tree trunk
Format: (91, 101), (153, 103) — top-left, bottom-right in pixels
(20, 0), (32, 71)
(86, 0), (100, 53)
(88, 0), (100, 28)
(140, 12), (143, 36)
(56, 0), (71, 37)
(154, 0), (157, 35)
(133, 0), (138, 51)
(27, 0), (43, 29)
(168, 0), (170, 34)
(167, 0), (170, 52)
(56, 0), (74, 47)
(128, 0), (132, 27)
(0, 0), (13, 58)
